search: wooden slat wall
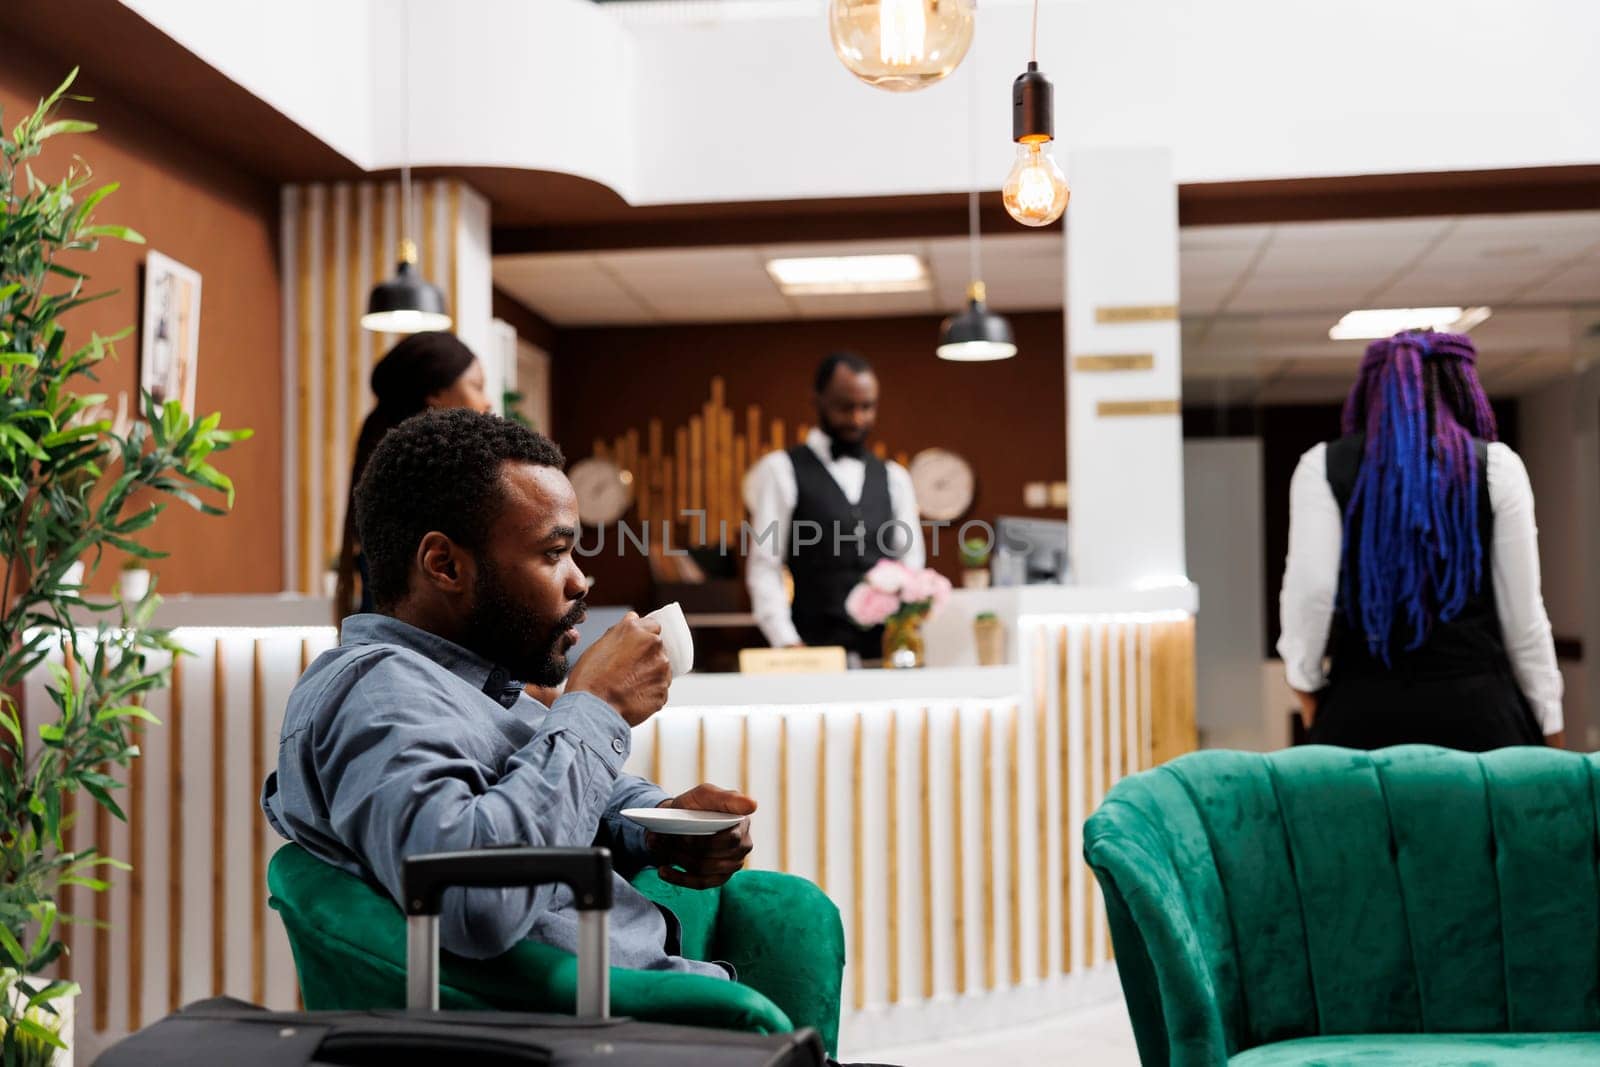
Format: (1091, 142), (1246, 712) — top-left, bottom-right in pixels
(282, 179), (474, 593)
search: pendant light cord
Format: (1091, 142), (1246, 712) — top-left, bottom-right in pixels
(1031, 0), (1040, 63)
(967, 12), (981, 286)
(400, 3), (413, 251)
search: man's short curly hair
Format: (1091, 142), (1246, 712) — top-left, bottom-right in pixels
(354, 409), (565, 610)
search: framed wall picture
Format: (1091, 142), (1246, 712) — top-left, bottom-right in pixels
(140, 250), (202, 413)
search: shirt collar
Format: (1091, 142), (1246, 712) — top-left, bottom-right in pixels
(340, 614), (524, 707)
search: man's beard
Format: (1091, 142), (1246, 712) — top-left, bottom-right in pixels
(461, 558), (586, 687)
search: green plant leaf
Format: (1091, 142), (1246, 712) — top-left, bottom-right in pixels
(37, 118), (97, 139)
(92, 703), (160, 726)
(14, 1016), (69, 1051)
(0, 922), (26, 968)
(0, 422), (49, 461)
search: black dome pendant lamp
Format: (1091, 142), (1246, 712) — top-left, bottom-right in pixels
(938, 24), (1016, 363)
(362, 14), (450, 335)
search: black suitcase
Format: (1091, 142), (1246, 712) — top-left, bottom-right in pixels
(95, 847), (825, 1066)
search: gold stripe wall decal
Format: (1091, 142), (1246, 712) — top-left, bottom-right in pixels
(1006, 703), (1022, 988)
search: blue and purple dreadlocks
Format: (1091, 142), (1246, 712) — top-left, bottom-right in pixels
(1339, 330), (1498, 661)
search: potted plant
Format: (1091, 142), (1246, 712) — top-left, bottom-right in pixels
(844, 559), (952, 669)
(959, 536), (991, 589)
(116, 558), (151, 608)
(1, 71), (250, 1063)
(973, 610), (1006, 666)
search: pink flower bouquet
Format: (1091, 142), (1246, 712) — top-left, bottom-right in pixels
(844, 559), (953, 628)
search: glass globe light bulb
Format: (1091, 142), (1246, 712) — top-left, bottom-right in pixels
(828, 0), (975, 92)
(1002, 141), (1070, 227)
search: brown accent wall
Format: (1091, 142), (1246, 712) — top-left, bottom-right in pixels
(551, 312), (1068, 609)
(2, 53), (283, 593)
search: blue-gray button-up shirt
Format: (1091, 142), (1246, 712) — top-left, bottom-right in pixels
(261, 614), (727, 978)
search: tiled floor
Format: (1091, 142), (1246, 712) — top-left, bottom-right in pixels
(854, 997), (1141, 1066)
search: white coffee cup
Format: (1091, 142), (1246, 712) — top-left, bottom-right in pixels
(645, 601), (694, 677)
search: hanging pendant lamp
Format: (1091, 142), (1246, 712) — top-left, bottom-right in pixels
(828, 0), (975, 92)
(362, 14), (450, 334)
(938, 24), (1015, 362)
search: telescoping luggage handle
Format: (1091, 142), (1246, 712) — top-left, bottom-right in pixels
(402, 846), (614, 1018)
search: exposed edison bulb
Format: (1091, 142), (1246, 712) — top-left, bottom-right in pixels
(1002, 141), (1070, 227)
(828, 0), (975, 92)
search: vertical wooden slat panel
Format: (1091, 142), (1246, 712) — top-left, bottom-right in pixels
(1102, 627), (1119, 962)
(721, 409), (735, 536)
(797, 423), (810, 446)
(321, 190), (340, 579)
(644, 419), (662, 524)
(1141, 623), (1154, 771)
(816, 713), (828, 893)
(695, 717), (707, 787)
(127, 695), (144, 1031)
(886, 712), (899, 1005)
(919, 710), (934, 1001)
(1057, 626), (1072, 974)
(688, 417), (704, 533)
(1034, 631), (1051, 981)
(346, 184), (365, 480)
(59, 644), (76, 985)
(94, 757), (110, 1031)
(1081, 626), (1095, 970)
(447, 181), (460, 333)
(296, 188), (315, 593)
(419, 181), (437, 288)
(851, 711), (865, 1011)
(739, 714), (750, 798)
(649, 718), (662, 790)
(981, 706), (995, 991)
(211, 641), (226, 996)
(251, 641), (267, 1005)
(746, 405), (761, 462)
(1007, 703), (1021, 988)
(770, 419), (785, 455)
(951, 707), (966, 995)
(675, 426), (689, 517)
(167, 654), (185, 1013)
(778, 716), (790, 873)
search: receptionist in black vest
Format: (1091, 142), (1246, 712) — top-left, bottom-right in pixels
(743, 352), (925, 658)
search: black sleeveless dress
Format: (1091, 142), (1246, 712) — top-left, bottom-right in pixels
(1307, 435), (1544, 751)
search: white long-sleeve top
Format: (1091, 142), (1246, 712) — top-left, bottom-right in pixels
(742, 429), (926, 648)
(1278, 441), (1564, 734)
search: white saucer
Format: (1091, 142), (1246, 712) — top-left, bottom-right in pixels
(621, 808), (743, 835)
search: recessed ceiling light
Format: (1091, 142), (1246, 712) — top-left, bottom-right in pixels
(1328, 306), (1492, 341)
(765, 254), (929, 296)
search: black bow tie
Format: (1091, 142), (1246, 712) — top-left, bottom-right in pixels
(830, 438), (867, 462)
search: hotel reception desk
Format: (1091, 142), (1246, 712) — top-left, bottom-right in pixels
(25, 584), (1196, 1058)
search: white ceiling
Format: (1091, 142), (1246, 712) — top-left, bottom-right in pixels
(493, 211), (1600, 401)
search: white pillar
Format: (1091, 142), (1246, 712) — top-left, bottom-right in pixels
(1065, 148), (1186, 588)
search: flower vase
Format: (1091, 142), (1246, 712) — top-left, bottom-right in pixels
(882, 613), (925, 669)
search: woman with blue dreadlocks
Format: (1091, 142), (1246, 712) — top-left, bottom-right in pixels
(1278, 329), (1563, 750)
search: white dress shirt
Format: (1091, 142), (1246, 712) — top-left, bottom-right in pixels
(743, 429), (926, 648)
(1278, 441), (1564, 734)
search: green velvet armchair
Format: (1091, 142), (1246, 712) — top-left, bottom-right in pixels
(1085, 745), (1600, 1066)
(267, 844), (845, 1057)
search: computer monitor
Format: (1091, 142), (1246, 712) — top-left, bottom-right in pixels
(992, 516), (1070, 586)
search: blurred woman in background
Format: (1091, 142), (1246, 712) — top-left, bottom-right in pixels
(334, 332), (493, 618)
(1278, 330), (1563, 750)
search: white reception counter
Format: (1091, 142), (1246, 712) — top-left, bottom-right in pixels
(27, 584), (1197, 1059)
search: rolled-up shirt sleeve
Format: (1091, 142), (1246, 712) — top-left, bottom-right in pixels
(1278, 443), (1342, 693)
(314, 658), (633, 959)
(1486, 443), (1564, 734)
